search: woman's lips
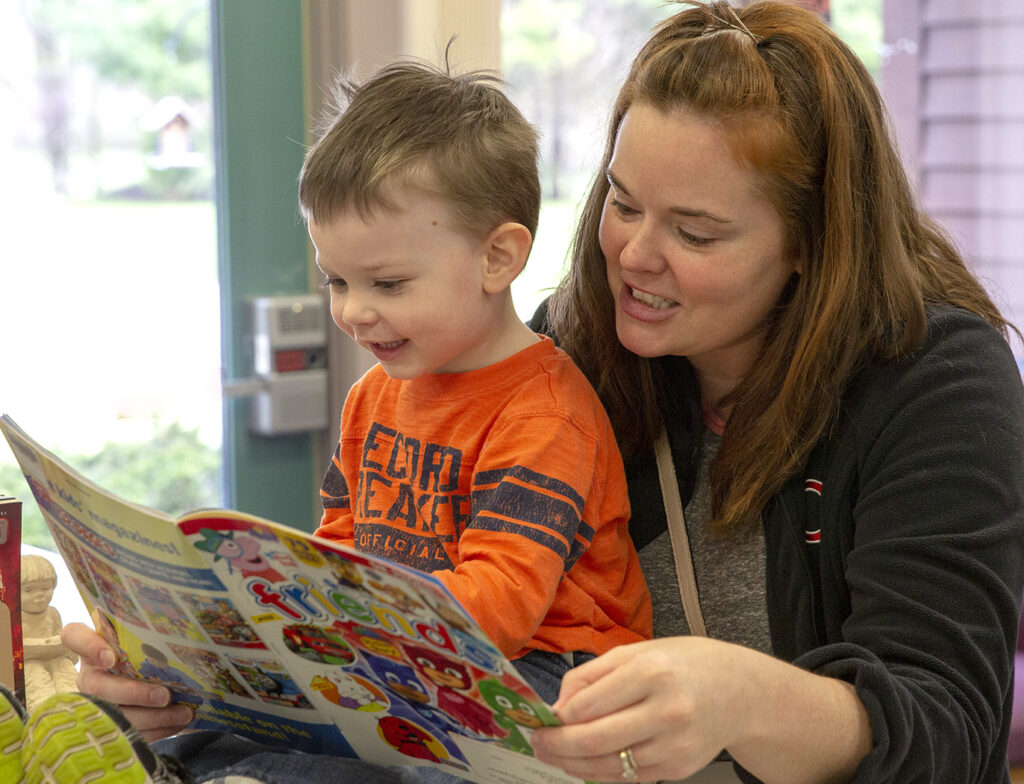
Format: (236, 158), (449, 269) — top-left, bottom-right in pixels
(617, 284), (679, 322)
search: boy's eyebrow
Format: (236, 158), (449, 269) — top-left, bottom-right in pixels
(314, 255), (407, 276)
(605, 168), (732, 224)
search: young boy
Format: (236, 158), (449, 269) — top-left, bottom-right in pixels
(304, 61), (651, 688)
(7, 61), (650, 784)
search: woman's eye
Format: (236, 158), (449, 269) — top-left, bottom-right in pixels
(677, 228), (714, 247)
(609, 197), (638, 217)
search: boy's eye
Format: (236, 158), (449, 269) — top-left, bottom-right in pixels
(374, 279), (405, 292)
(320, 275), (346, 289)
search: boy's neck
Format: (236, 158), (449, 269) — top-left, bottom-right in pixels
(471, 299), (540, 370)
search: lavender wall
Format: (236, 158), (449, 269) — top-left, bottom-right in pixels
(882, 0), (1024, 359)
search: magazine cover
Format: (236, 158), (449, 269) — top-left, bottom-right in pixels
(1, 415), (586, 784)
(0, 494), (24, 700)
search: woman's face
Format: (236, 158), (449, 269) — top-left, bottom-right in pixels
(600, 103), (797, 392)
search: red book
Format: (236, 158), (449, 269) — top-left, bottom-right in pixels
(0, 495), (24, 701)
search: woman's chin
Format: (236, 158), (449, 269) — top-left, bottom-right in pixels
(618, 337), (668, 358)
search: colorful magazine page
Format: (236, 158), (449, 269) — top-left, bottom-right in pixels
(1, 414), (587, 784)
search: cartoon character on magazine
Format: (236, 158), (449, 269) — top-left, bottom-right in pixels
(319, 550), (371, 594)
(282, 623), (356, 665)
(418, 591), (475, 637)
(362, 652), (468, 737)
(137, 643), (204, 695)
(310, 671), (388, 712)
(360, 653), (470, 765)
(280, 534), (324, 568)
(192, 528), (286, 582)
(366, 578), (425, 614)
(446, 626), (505, 675)
(403, 643), (502, 738)
(363, 651), (433, 706)
(477, 679), (550, 756)
(377, 716), (457, 766)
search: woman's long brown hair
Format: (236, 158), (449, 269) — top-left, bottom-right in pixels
(549, 1), (1016, 531)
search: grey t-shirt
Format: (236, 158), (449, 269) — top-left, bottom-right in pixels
(638, 428), (772, 654)
(635, 427), (769, 782)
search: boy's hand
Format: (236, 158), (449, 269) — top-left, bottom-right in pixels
(61, 622), (195, 741)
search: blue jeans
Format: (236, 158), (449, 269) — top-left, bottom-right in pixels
(154, 650), (589, 784)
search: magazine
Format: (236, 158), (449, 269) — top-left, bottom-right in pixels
(1, 415), (586, 784)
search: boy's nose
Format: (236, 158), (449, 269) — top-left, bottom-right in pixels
(337, 293), (376, 327)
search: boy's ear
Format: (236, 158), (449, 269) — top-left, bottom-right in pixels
(481, 222), (532, 294)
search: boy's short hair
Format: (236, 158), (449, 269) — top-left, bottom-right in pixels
(299, 60), (540, 243)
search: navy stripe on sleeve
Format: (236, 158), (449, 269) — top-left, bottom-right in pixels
(320, 445), (350, 510)
(474, 465), (586, 512)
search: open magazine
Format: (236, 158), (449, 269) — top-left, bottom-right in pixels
(1, 415), (587, 784)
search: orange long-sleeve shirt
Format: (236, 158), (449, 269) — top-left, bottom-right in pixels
(317, 336), (652, 659)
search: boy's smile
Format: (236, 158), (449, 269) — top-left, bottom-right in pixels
(309, 193), (521, 379)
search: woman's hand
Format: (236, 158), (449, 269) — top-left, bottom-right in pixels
(531, 637), (748, 782)
(531, 636), (871, 784)
(61, 621), (195, 742)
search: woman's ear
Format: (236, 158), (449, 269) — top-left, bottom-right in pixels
(481, 222), (533, 294)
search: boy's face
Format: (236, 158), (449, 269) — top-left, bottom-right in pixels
(310, 194), (503, 379)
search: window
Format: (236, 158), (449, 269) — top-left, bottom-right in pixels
(0, 0), (221, 548)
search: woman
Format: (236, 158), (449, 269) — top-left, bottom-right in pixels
(528, 2), (1024, 783)
(60, 2), (1024, 783)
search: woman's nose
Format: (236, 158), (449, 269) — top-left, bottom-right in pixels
(618, 221), (664, 274)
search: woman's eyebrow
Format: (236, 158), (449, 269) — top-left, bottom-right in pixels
(605, 167), (732, 224)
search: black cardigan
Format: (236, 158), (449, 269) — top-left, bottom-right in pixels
(535, 303), (1024, 783)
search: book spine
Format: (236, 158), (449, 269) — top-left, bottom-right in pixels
(0, 497), (25, 702)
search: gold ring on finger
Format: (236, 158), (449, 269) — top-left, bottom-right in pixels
(619, 747), (638, 780)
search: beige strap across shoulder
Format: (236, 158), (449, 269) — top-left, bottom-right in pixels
(654, 428), (707, 637)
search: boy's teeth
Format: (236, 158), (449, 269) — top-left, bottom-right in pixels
(377, 340), (404, 349)
(631, 288), (675, 309)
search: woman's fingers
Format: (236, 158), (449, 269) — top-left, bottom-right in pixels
(553, 651), (654, 725)
(551, 644), (634, 710)
(535, 714), (712, 783)
(536, 746), (697, 783)
(538, 638), (749, 782)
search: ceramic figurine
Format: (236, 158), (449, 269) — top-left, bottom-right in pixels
(21, 554), (79, 710)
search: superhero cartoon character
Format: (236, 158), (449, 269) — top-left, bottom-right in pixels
(363, 652), (470, 740)
(402, 643), (502, 738)
(477, 679), (548, 755)
(364, 651), (431, 705)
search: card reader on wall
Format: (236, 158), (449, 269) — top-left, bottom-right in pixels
(242, 294), (329, 435)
